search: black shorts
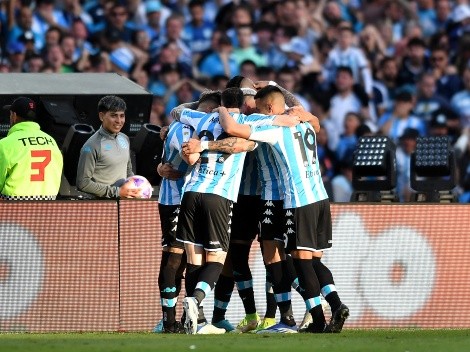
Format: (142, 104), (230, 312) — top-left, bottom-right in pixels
(284, 199), (332, 252)
(158, 203), (184, 250)
(231, 194), (261, 242)
(176, 191), (233, 252)
(258, 199), (285, 242)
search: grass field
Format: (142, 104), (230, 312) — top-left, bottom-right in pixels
(1, 330), (469, 352)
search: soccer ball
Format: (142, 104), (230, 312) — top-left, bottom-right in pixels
(124, 175), (153, 199)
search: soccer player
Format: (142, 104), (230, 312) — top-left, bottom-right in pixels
(172, 87), (298, 334)
(219, 85), (349, 333)
(157, 92), (256, 334)
(0, 97), (63, 200)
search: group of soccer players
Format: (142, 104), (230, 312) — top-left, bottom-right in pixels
(155, 75), (349, 334)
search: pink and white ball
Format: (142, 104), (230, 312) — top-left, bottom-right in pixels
(124, 175), (153, 199)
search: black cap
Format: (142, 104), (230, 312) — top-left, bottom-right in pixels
(3, 97), (37, 120)
(395, 91), (413, 102)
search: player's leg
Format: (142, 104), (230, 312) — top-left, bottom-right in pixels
(156, 203), (185, 333)
(312, 200), (348, 333)
(286, 204), (326, 333)
(230, 195), (261, 333)
(184, 193), (231, 334)
(211, 250), (235, 331)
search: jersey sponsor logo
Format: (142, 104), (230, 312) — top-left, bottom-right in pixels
(209, 241), (220, 245)
(209, 116), (219, 123)
(197, 167), (226, 176)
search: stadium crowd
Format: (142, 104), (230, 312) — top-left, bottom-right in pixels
(2, 0), (470, 202)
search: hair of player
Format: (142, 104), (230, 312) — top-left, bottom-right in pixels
(221, 87), (244, 108)
(198, 91), (221, 110)
(98, 95), (127, 113)
(254, 85), (283, 101)
(226, 75), (245, 88)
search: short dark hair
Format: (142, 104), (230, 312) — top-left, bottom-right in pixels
(198, 91), (221, 107)
(98, 95), (127, 113)
(221, 87), (244, 108)
(336, 65), (353, 77)
(226, 75), (245, 88)
(254, 85), (283, 100)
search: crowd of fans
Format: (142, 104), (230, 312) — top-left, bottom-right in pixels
(2, 0), (470, 202)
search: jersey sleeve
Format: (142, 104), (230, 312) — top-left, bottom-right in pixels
(241, 113), (275, 127)
(249, 125), (282, 145)
(179, 109), (207, 129)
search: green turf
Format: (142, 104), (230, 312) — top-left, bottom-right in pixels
(0, 330), (469, 352)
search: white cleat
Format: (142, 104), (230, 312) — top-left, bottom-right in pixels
(183, 297), (199, 334)
(196, 322), (226, 334)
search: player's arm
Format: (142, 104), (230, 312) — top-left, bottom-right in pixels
(286, 106), (320, 132)
(182, 137), (256, 155)
(254, 80), (301, 107)
(157, 162), (184, 180)
(170, 102), (199, 121)
(218, 107), (252, 139)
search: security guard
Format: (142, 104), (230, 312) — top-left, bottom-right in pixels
(0, 97), (63, 200)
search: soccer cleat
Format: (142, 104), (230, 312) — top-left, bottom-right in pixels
(252, 317), (276, 333)
(212, 319), (235, 332)
(298, 311), (313, 331)
(163, 321), (185, 334)
(326, 303), (349, 333)
(256, 321), (298, 334)
(152, 319), (164, 333)
(196, 322), (226, 334)
(183, 297), (199, 334)
(233, 313), (260, 333)
(298, 322), (328, 333)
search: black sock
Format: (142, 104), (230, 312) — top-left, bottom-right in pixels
(266, 261), (293, 320)
(293, 258), (325, 327)
(312, 257), (341, 312)
(285, 255), (303, 296)
(231, 243), (256, 314)
(175, 252), (187, 297)
(212, 274), (234, 323)
(194, 262), (224, 305)
(264, 272), (277, 319)
(158, 252), (183, 327)
(185, 263), (203, 298)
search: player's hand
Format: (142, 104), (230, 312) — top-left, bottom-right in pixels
(253, 81), (271, 90)
(157, 162), (184, 180)
(182, 138), (203, 155)
(287, 106), (320, 132)
(160, 125), (169, 140)
(274, 114), (300, 127)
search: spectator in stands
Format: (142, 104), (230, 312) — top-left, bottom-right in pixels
(182, 0), (214, 61)
(413, 72), (452, 124)
(378, 91), (426, 143)
(198, 33), (239, 78)
(7, 4), (44, 51)
(76, 95), (136, 199)
(323, 25), (373, 96)
(328, 66), (370, 150)
(96, 3), (136, 51)
(395, 127), (419, 202)
(396, 37), (431, 89)
(0, 97), (63, 200)
(5, 41), (26, 72)
(253, 21), (287, 70)
(430, 46), (463, 101)
(336, 111), (362, 162)
(451, 66), (470, 129)
(233, 24), (267, 68)
(331, 156), (354, 203)
(32, 0), (69, 40)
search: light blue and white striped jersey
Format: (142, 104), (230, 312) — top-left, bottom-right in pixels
(158, 121), (192, 206)
(179, 109), (273, 202)
(238, 151), (261, 196)
(255, 144), (283, 201)
(249, 122), (329, 208)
